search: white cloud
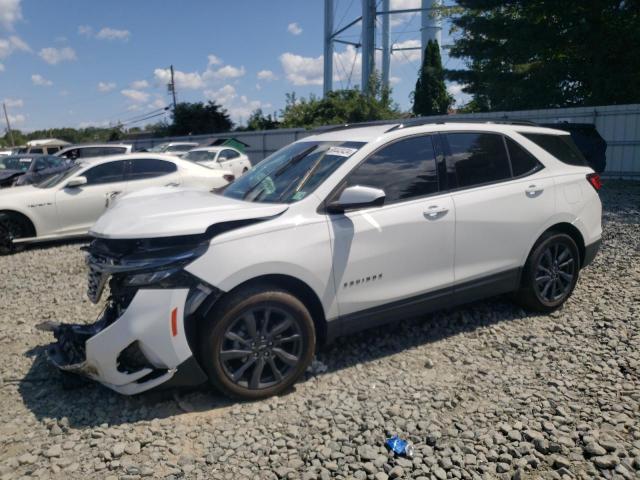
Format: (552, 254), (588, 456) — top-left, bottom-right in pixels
(130, 79), (149, 89)
(206, 64), (246, 80)
(39, 46), (76, 65)
(7, 113), (24, 124)
(31, 74), (52, 86)
(391, 39), (421, 64)
(3, 97), (22, 107)
(0, 35), (30, 58)
(280, 52), (324, 86)
(390, 76), (401, 86)
(0, 0), (22, 30)
(149, 98), (166, 109)
(0, 63), (4, 71)
(97, 81), (116, 92)
(154, 67), (204, 89)
(207, 54), (222, 66)
(447, 82), (471, 106)
(287, 22), (302, 35)
(78, 25), (93, 36)
(204, 84), (236, 105)
(121, 89), (149, 103)
(389, 0), (421, 27)
(257, 69), (276, 81)
(96, 27), (130, 41)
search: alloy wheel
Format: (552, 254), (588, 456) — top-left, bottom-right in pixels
(535, 242), (576, 303)
(219, 306), (303, 390)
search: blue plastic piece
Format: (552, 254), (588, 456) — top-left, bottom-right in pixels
(385, 435), (414, 457)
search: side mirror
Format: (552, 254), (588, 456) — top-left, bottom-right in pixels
(327, 185), (386, 213)
(65, 176), (87, 188)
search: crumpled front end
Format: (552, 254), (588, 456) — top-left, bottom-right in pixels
(46, 235), (219, 395)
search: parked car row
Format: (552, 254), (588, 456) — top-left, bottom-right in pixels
(0, 153), (235, 254)
(40, 121), (602, 401)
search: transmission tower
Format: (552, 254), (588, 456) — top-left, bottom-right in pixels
(323, 0), (442, 96)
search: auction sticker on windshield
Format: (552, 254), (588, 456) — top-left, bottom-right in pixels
(327, 146), (358, 157)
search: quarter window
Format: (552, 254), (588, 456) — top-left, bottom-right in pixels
(344, 135), (439, 203)
(128, 158), (177, 180)
(83, 161), (126, 185)
(520, 133), (587, 166)
(506, 138), (543, 176)
(220, 149), (240, 160)
(444, 133), (511, 188)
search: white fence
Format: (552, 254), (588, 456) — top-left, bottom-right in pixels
(124, 103), (640, 178)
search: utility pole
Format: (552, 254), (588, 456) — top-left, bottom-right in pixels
(361, 0), (376, 93)
(2, 102), (15, 147)
(169, 65), (177, 111)
(421, 0), (442, 63)
(323, 0), (334, 96)
(381, 0), (390, 92)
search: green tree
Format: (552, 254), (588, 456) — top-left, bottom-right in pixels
(241, 109), (280, 131)
(412, 40), (452, 116)
(170, 101), (233, 135)
(447, 0), (640, 111)
(280, 76), (400, 129)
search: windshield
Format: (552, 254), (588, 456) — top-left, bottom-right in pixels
(35, 164), (81, 188)
(147, 143), (169, 152)
(185, 150), (217, 162)
(0, 156), (32, 171)
(223, 140), (365, 203)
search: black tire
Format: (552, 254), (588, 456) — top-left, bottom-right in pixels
(199, 284), (316, 400)
(0, 213), (29, 255)
(515, 232), (580, 312)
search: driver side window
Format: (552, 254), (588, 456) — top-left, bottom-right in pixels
(83, 161), (126, 185)
(343, 135), (439, 204)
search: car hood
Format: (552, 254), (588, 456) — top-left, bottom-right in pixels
(90, 186), (289, 239)
(0, 169), (23, 180)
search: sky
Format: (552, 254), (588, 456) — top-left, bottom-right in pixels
(0, 0), (469, 132)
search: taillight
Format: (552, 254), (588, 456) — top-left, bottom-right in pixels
(586, 173), (602, 191)
(223, 174), (235, 183)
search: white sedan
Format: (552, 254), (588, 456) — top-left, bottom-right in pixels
(0, 153), (234, 253)
(182, 146), (252, 177)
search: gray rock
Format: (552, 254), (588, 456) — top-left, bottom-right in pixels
(592, 455), (620, 470)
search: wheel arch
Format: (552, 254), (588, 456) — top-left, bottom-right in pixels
(223, 274), (329, 345)
(0, 209), (37, 237)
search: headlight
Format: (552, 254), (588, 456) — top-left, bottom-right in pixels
(122, 267), (182, 287)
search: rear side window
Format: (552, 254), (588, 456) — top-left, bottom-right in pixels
(444, 133), (511, 188)
(345, 135), (438, 203)
(128, 158), (177, 180)
(521, 133), (587, 166)
(506, 138), (543, 177)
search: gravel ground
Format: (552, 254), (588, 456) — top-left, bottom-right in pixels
(0, 181), (639, 480)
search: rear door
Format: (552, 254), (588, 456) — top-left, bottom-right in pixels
(442, 132), (555, 290)
(218, 149), (241, 175)
(53, 160), (129, 235)
(328, 134), (455, 326)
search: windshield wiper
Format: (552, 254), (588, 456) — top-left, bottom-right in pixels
(242, 145), (318, 200)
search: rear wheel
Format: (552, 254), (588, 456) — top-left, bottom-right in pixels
(516, 232), (580, 312)
(199, 285), (316, 399)
(0, 213), (30, 255)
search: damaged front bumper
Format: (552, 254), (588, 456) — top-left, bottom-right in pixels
(46, 236), (217, 395)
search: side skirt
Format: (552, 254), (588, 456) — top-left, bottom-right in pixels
(328, 268), (521, 341)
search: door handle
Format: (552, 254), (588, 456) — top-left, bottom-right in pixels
(525, 184), (544, 197)
(424, 205), (449, 219)
(104, 191), (122, 207)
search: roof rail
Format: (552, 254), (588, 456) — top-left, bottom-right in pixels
(385, 118), (538, 132)
(312, 120), (402, 134)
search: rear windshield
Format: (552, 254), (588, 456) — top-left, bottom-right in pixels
(520, 133), (587, 167)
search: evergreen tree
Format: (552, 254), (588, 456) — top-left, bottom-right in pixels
(412, 40), (452, 116)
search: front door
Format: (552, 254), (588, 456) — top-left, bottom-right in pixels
(327, 135), (455, 325)
(54, 160), (128, 235)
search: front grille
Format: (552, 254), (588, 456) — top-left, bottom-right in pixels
(87, 259), (109, 304)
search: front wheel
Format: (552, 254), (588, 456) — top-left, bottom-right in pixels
(515, 232), (580, 312)
(0, 214), (28, 255)
(199, 285), (316, 399)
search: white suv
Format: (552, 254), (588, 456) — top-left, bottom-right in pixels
(47, 121), (602, 399)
